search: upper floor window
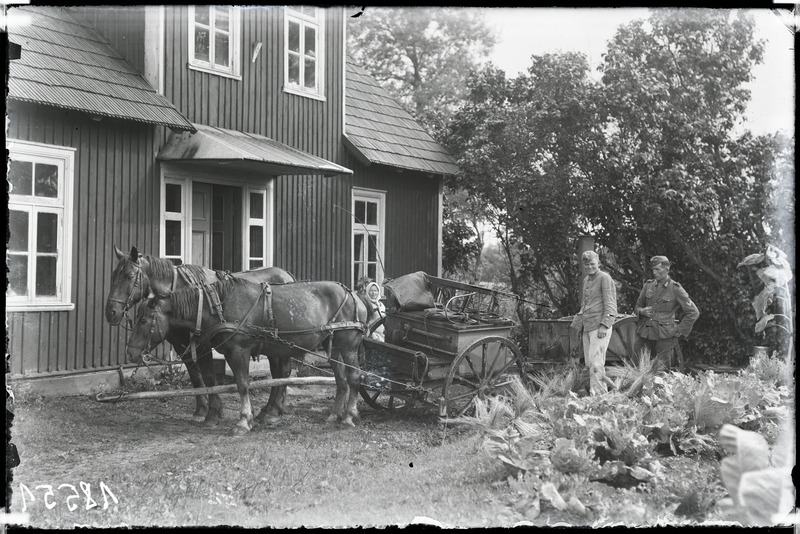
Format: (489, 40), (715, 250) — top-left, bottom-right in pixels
(284, 6), (325, 100)
(7, 140), (76, 311)
(189, 6), (241, 79)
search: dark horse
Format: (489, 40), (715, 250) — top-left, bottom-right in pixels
(126, 278), (368, 434)
(105, 245), (295, 425)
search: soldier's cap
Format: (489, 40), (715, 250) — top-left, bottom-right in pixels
(650, 255), (670, 268)
(581, 250), (599, 263)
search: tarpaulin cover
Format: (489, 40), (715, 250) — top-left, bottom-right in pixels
(383, 272), (435, 312)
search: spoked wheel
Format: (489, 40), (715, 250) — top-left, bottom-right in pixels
(441, 336), (527, 420)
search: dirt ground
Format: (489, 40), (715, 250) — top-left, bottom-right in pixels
(6, 374), (727, 529)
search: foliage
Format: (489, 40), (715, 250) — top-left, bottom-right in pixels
(443, 8), (793, 366)
(444, 53), (606, 328)
(347, 7), (495, 130)
(716, 422), (796, 525)
(441, 193), (483, 277)
(453, 351), (791, 521)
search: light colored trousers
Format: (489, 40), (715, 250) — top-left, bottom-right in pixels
(582, 328), (612, 395)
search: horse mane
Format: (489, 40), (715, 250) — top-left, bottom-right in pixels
(144, 256), (177, 285)
(167, 278), (243, 319)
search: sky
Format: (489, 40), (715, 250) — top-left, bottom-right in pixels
(479, 7), (795, 136)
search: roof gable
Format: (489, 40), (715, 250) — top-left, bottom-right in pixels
(345, 58), (459, 176)
(6, 6), (194, 131)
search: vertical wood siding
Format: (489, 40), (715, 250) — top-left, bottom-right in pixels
(6, 101), (161, 376)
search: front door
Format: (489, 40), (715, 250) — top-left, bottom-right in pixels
(190, 182), (242, 270)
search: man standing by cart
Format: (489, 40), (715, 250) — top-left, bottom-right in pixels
(570, 250), (618, 395)
(634, 256), (700, 369)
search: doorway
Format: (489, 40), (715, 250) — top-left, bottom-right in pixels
(191, 182), (242, 271)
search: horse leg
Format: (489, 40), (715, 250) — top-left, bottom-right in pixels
(339, 333), (362, 428)
(255, 354), (289, 426)
(225, 346), (253, 436)
(176, 342), (209, 422)
(197, 344), (224, 426)
(326, 344), (349, 425)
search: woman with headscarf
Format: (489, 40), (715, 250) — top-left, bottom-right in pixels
(365, 281), (386, 342)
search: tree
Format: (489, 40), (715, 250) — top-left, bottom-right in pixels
(444, 55), (607, 331)
(347, 7), (496, 131)
(593, 9), (783, 364)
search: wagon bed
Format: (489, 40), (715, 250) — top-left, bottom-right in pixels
(359, 273), (526, 419)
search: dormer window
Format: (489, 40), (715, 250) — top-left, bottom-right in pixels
(189, 6), (241, 79)
(284, 6), (325, 100)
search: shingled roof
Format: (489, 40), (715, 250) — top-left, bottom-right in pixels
(6, 6), (194, 132)
(345, 58), (459, 176)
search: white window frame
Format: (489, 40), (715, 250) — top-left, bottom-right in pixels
(352, 188), (386, 289)
(160, 167), (275, 270)
(188, 5), (242, 80)
(283, 6), (325, 100)
(7, 140), (75, 311)
(244, 183), (274, 270)
(160, 176), (191, 264)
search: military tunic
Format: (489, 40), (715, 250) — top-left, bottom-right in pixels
(634, 277), (699, 340)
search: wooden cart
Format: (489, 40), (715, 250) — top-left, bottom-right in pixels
(358, 274), (527, 419)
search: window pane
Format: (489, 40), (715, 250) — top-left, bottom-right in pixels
(368, 263), (376, 281)
(214, 7), (229, 31)
(195, 27), (210, 62)
(195, 6), (210, 25)
(354, 262), (365, 282)
(165, 183), (182, 212)
(36, 256), (57, 297)
(249, 226), (263, 258)
(9, 210), (29, 251)
(9, 160), (33, 195)
(354, 201), (365, 224)
(302, 6), (316, 16)
(34, 163), (59, 198)
(288, 21), (300, 52)
(368, 237), (377, 262)
(304, 27), (316, 57)
(288, 53), (300, 85)
(250, 193), (264, 219)
(165, 220), (182, 256)
(37, 212), (58, 253)
(249, 260), (263, 270)
(304, 58), (316, 89)
(353, 234), (364, 261)
(8, 255), (28, 297)
(214, 32), (230, 67)
(366, 201), (377, 225)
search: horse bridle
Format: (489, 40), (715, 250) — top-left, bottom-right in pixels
(108, 258), (147, 329)
(125, 299), (167, 363)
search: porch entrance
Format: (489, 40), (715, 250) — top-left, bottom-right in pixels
(191, 182), (242, 271)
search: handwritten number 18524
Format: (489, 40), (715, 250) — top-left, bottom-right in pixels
(18, 482), (119, 512)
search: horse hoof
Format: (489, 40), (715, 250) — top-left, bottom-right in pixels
(258, 414), (281, 426)
(203, 417), (221, 427)
(325, 414), (339, 424)
(341, 417), (356, 428)
(192, 415), (206, 423)
(231, 426), (250, 436)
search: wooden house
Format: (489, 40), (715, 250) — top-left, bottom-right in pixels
(5, 5), (458, 388)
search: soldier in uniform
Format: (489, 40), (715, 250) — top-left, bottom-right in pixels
(634, 256), (699, 368)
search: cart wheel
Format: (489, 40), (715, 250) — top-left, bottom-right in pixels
(359, 385), (409, 411)
(441, 336), (527, 420)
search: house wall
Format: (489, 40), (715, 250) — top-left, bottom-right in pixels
(6, 101), (162, 376)
(346, 154), (442, 278)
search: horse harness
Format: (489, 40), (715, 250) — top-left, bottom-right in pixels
(189, 281), (366, 361)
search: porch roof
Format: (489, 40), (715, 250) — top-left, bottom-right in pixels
(344, 58), (460, 176)
(157, 123), (353, 177)
(6, 6), (195, 132)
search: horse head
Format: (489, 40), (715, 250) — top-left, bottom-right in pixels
(105, 245), (149, 325)
(126, 295), (172, 364)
